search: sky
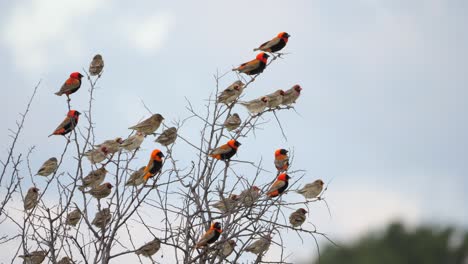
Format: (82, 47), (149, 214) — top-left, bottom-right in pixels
(1, 0), (468, 263)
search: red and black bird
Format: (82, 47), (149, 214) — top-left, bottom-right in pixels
(267, 173), (291, 198)
(49, 110), (80, 137)
(233, 53), (269, 75)
(254, 32), (291, 53)
(55, 72), (84, 101)
(209, 139), (241, 160)
(195, 222), (222, 248)
(143, 149), (165, 181)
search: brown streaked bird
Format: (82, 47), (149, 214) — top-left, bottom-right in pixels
(245, 235), (272, 255)
(55, 72), (84, 101)
(65, 208), (81, 226)
(212, 194), (239, 213)
(195, 222), (222, 248)
(218, 240), (236, 259)
(296, 179), (324, 199)
(94, 137), (123, 154)
(143, 149), (165, 181)
(155, 127), (177, 146)
(281, 84), (302, 106)
(36, 157), (58, 176)
(24, 187), (39, 211)
(92, 208), (111, 229)
(267, 173), (290, 198)
(85, 182), (113, 199)
(125, 166), (146, 187)
(289, 208), (307, 227)
(274, 149), (289, 172)
(224, 113), (241, 131)
(209, 139), (241, 160)
(265, 89), (285, 108)
(254, 32), (291, 53)
(120, 132), (145, 151)
(232, 52), (269, 75)
(129, 114), (164, 135)
(240, 96), (269, 114)
(57, 256), (73, 264)
(217, 80), (245, 105)
(135, 238), (161, 257)
(89, 54), (104, 76)
(78, 167), (107, 191)
(49, 110), (80, 137)
(239, 186), (261, 207)
(84, 147), (108, 164)
(18, 250), (47, 264)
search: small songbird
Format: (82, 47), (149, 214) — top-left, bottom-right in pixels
(281, 84), (302, 106)
(65, 208), (81, 226)
(86, 182), (113, 199)
(49, 110), (80, 137)
(120, 132), (145, 151)
(239, 186), (260, 207)
(224, 113), (241, 131)
(84, 147), (108, 164)
(89, 54), (104, 76)
(289, 208), (307, 227)
(217, 80), (245, 105)
(274, 149), (289, 172)
(212, 194), (239, 213)
(78, 167), (107, 191)
(92, 208), (111, 229)
(24, 187), (39, 211)
(267, 173), (291, 198)
(18, 250), (47, 264)
(55, 72), (84, 101)
(218, 240), (236, 259)
(143, 149), (165, 181)
(129, 114), (164, 135)
(265, 89), (285, 108)
(296, 179), (324, 199)
(209, 139), (241, 160)
(240, 96), (269, 114)
(195, 222), (222, 248)
(94, 137), (123, 154)
(233, 53), (269, 75)
(254, 32), (291, 53)
(57, 256), (73, 264)
(36, 157), (58, 176)
(135, 239), (161, 257)
(245, 235), (272, 255)
(155, 127), (177, 146)
(125, 166), (146, 187)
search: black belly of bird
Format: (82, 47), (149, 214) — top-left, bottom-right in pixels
(150, 160), (163, 174)
(207, 230), (221, 244)
(247, 62), (266, 75)
(269, 39), (287, 52)
(63, 119), (78, 135)
(220, 149), (237, 160)
(278, 181), (289, 194)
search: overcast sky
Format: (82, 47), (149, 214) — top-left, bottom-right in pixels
(1, 0), (467, 263)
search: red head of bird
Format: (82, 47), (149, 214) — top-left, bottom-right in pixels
(256, 52), (269, 63)
(277, 32), (290, 42)
(150, 149), (165, 161)
(277, 173), (291, 181)
(279, 90), (285, 96)
(105, 183), (113, 189)
(275, 149), (288, 157)
(252, 186), (260, 192)
(67, 110), (81, 118)
(293, 84), (302, 93)
(227, 139), (241, 149)
(298, 208), (307, 214)
(229, 194), (240, 201)
(29, 187), (39, 193)
(70, 72), (84, 79)
(211, 222), (222, 232)
(261, 96), (269, 103)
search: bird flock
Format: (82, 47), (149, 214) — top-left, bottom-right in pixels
(21, 32), (326, 263)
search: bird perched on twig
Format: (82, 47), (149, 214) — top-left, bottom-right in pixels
(245, 235), (272, 255)
(84, 147), (108, 164)
(18, 250), (47, 264)
(49, 110), (80, 137)
(94, 137), (123, 155)
(217, 80), (245, 105)
(254, 32), (290, 53)
(78, 167), (107, 191)
(281, 84), (302, 106)
(85, 182), (113, 199)
(55, 72), (83, 101)
(240, 96), (269, 114)
(209, 139), (241, 160)
(125, 166), (146, 187)
(212, 194), (239, 213)
(239, 186), (260, 207)
(296, 179), (324, 199)
(265, 89), (285, 109)
(217, 240), (236, 260)
(155, 127), (177, 146)
(65, 208), (81, 226)
(57, 256), (73, 264)
(129, 114), (164, 135)
(143, 149), (165, 181)
(24, 187), (39, 211)
(92, 208), (111, 229)
(267, 173), (290, 198)
(274, 149), (289, 172)
(289, 208), (307, 227)
(89, 54), (104, 76)
(120, 132), (145, 151)
(224, 113), (241, 131)
(233, 53), (269, 75)
(36, 157), (58, 177)
(135, 239), (161, 257)
(195, 222), (222, 248)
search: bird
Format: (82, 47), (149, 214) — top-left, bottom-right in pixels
(135, 239), (161, 257)
(265, 89), (285, 108)
(85, 182), (113, 199)
(18, 250), (47, 264)
(24, 187), (39, 211)
(94, 137), (123, 154)
(125, 166), (146, 186)
(217, 240), (236, 260)
(232, 53), (269, 75)
(254, 32), (290, 53)
(55, 72), (84, 101)
(143, 149), (165, 181)
(36, 157), (58, 176)
(84, 147), (108, 164)
(274, 149), (289, 172)
(120, 132), (145, 151)
(296, 179), (324, 199)
(57, 256), (73, 264)
(155, 127), (177, 146)
(245, 235), (272, 255)
(209, 139), (241, 160)
(289, 208), (307, 227)
(89, 54), (104, 76)
(92, 208), (111, 229)
(217, 80), (245, 105)
(212, 194), (239, 213)
(281, 84), (302, 106)
(267, 173), (291, 198)
(224, 113), (241, 131)
(65, 208), (81, 226)
(239, 186), (260, 207)
(239, 96), (269, 114)
(195, 222), (222, 248)
(49, 110), (80, 137)
(129, 114), (164, 135)
(78, 167), (107, 191)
